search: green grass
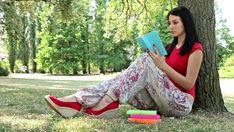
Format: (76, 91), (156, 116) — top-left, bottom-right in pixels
(0, 76), (234, 131)
(219, 66), (234, 78)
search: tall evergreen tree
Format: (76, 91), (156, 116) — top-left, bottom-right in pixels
(2, 1), (21, 73)
(19, 16), (30, 73)
(30, 19), (37, 73)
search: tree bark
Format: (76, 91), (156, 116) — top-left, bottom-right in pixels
(178, 0), (227, 112)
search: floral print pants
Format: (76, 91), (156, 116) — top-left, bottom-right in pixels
(74, 53), (194, 116)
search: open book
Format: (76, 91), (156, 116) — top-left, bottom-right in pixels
(136, 31), (167, 56)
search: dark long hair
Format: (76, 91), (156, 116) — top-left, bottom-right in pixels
(166, 6), (199, 56)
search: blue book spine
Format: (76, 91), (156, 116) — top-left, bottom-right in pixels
(143, 31), (167, 56)
(136, 37), (147, 50)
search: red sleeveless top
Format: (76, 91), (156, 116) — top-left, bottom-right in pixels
(165, 42), (203, 97)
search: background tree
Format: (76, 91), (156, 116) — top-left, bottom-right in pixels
(30, 18), (37, 73)
(2, 1), (21, 73)
(95, 0), (107, 74)
(36, 1), (93, 74)
(178, 0), (227, 112)
(18, 16), (30, 73)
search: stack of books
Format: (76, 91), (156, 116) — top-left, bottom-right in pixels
(127, 110), (161, 124)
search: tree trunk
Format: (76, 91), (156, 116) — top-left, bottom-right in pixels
(178, 0), (227, 112)
(72, 67), (78, 75)
(99, 43), (105, 74)
(81, 30), (88, 75)
(82, 59), (87, 74)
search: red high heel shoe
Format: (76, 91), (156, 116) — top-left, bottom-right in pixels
(45, 95), (82, 118)
(84, 101), (119, 118)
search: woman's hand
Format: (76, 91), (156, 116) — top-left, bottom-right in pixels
(148, 45), (167, 71)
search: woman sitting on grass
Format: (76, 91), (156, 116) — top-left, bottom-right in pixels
(45, 6), (203, 118)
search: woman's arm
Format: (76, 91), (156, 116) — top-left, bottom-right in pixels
(149, 49), (203, 90)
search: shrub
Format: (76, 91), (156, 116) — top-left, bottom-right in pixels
(0, 61), (9, 76)
(0, 66), (9, 76)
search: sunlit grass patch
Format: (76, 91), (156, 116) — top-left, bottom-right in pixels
(219, 66), (234, 78)
(224, 96), (234, 113)
(0, 114), (50, 131)
(52, 117), (103, 132)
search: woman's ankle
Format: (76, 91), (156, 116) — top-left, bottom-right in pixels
(103, 94), (114, 103)
(92, 95), (114, 111)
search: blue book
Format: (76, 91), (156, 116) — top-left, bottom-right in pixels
(136, 31), (167, 56)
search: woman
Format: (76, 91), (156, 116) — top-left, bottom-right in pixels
(45, 6), (203, 118)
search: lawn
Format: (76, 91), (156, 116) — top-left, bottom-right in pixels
(219, 66), (234, 78)
(0, 75), (234, 132)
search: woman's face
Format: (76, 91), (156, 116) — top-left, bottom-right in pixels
(168, 15), (185, 38)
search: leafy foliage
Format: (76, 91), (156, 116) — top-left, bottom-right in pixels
(0, 0), (188, 75)
(2, 1), (21, 73)
(215, 3), (234, 67)
(216, 24), (234, 67)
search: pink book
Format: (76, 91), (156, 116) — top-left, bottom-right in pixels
(129, 114), (160, 120)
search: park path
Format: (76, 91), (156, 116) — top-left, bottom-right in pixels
(8, 73), (234, 96)
(219, 78), (234, 96)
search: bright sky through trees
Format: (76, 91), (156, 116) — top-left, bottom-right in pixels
(216, 0), (234, 35)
